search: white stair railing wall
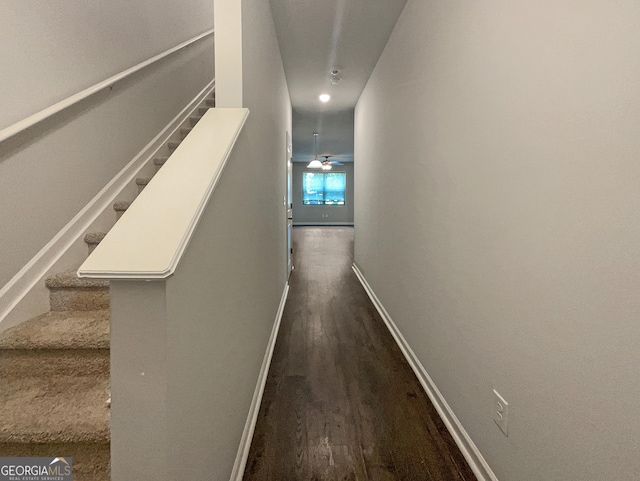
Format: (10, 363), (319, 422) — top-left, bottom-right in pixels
(79, 108), (287, 480)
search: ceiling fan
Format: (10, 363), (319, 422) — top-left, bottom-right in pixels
(307, 132), (346, 169)
(320, 155), (344, 169)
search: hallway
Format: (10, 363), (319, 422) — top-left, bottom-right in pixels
(243, 227), (476, 480)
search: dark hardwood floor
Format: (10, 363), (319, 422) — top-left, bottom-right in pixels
(243, 226), (477, 481)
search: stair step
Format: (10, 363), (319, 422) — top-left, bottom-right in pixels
(0, 346), (109, 378)
(180, 127), (192, 140)
(0, 310), (109, 350)
(113, 200), (131, 219)
(45, 271), (109, 311)
(190, 115), (202, 127)
(84, 232), (106, 255)
(135, 176), (152, 194)
(0, 310), (109, 377)
(154, 157), (169, 171)
(0, 374), (110, 445)
(167, 141), (181, 151)
(198, 106), (209, 116)
(206, 98), (215, 107)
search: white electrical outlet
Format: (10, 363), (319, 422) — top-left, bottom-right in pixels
(493, 389), (509, 436)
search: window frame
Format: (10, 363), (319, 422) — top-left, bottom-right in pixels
(302, 171), (347, 206)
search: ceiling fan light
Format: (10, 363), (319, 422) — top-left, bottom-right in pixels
(308, 159), (323, 168)
(322, 163), (332, 170)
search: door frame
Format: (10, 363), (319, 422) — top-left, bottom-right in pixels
(286, 131), (293, 277)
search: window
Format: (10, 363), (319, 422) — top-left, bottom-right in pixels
(302, 172), (346, 205)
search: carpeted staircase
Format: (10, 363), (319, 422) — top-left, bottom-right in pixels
(0, 94), (215, 480)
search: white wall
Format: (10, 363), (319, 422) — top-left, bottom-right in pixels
(0, 2), (214, 290)
(292, 162), (354, 225)
(0, 0), (213, 130)
(355, 1), (640, 480)
(167, 0), (292, 475)
(241, 0), (293, 286)
(110, 0), (291, 479)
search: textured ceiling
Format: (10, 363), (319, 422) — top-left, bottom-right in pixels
(269, 0), (407, 162)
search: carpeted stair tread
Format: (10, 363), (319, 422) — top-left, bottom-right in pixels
(180, 127), (192, 139)
(83, 232), (106, 245)
(0, 374), (110, 444)
(84, 232), (107, 255)
(0, 310), (109, 350)
(112, 200), (131, 212)
(189, 115), (202, 126)
(45, 271), (109, 289)
(0, 349), (109, 378)
(198, 106), (209, 115)
(46, 272), (109, 311)
(135, 176), (152, 186)
(135, 176), (152, 194)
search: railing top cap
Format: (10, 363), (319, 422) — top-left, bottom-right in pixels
(78, 107), (249, 280)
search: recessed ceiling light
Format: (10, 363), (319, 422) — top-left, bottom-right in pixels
(319, 94), (331, 103)
(330, 77), (342, 85)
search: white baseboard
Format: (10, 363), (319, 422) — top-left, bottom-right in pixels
(292, 222), (354, 226)
(352, 263), (499, 481)
(229, 282), (289, 481)
(0, 79), (216, 332)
